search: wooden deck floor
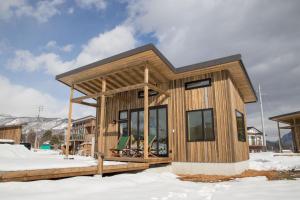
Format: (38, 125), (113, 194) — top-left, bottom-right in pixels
(0, 162), (150, 182)
(105, 156), (172, 165)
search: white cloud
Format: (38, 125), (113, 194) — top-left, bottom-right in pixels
(68, 7), (74, 14)
(75, 25), (136, 66)
(75, 0), (106, 10)
(7, 25), (137, 75)
(0, 0), (64, 23)
(7, 50), (74, 75)
(0, 75), (95, 118)
(45, 40), (74, 52)
(0, 75), (66, 117)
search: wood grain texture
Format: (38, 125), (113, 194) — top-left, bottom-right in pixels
(96, 70), (249, 163)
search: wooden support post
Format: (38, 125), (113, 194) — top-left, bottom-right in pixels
(144, 65), (149, 159)
(66, 85), (74, 157)
(277, 122), (283, 153)
(97, 79), (106, 174)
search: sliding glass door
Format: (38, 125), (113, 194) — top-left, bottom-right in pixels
(130, 106), (168, 157)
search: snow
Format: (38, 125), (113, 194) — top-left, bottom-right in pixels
(0, 148), (300, 199)
(249, 152), (300, 171)
(0, 172), (299, 200)
(0, 144), (124, 171)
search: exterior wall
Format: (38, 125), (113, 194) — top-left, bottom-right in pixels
(0, 126), (22, 144)
(100, 70), (249, 163)
(227, 76), (249, 161)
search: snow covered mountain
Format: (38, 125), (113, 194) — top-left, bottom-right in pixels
(0, 114), (68, 135)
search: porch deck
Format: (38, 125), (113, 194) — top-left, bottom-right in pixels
(105, 156), (172, 165)
(0, 162), (150, 182)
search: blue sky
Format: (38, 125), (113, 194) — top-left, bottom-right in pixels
(1, 0), (300, 140)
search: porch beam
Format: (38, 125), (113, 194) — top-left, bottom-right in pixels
(144, 65), (149, 159)
(72, 92), (102, 102)
(65, 85), (74, 157)
(97, 78), (106, 175)
(104, 83), (145, 96)
(72, 101), (98, 108)
(147, 83), (170, 97)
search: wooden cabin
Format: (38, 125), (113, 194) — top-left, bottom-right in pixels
(56, 44), (257, 175)
(270, 111), (300, 153)
(247, 127), (264, 152)
(0, 124), (23, 144)
(70, 115), (96, 155)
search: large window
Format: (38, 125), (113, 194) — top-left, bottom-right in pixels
(186, 108), (214, 141)
(185, 78), (211, 90)
(236, 110), (246, 142)
(118, 110), (128, 137)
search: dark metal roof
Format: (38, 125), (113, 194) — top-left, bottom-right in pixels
(269, 111), (300, 121)
(55, 43), (257, 101)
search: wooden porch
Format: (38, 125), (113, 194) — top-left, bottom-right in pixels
(105, 156), (172, 165)
(0, 162), (151, 182)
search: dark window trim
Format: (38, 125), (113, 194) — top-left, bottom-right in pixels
(186, 108), (215, 142)
(138, 89), (159, 98)
(118, 110), (128, 138)
(236, 109), (246, 142)
(119, 104), (169, 156)
(185, 78), (211, 90)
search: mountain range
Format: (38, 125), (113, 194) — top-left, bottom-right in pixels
(0, 114), (68, 135)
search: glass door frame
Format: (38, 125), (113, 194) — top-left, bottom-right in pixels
(126, 105), (169, 157)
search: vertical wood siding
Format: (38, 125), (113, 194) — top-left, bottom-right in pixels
(100, 70), (249, 163)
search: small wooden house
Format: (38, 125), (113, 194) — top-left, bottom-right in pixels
(247, 127), (264, 152)
(270, 111), (300, 153)
(56, 44), (257, 175)
(0, 124), (23, 144)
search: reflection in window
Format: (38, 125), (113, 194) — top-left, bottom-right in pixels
(187, 109), (214, 141)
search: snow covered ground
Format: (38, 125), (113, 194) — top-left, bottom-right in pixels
(1, 147), (300, 200)
(249, 152), (300, 171)
(0, 144), (124, 171)
(0, 171), (299, 200)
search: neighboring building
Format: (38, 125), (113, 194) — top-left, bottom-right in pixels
(269, 111), (300, 153)
(56, 44), (257, 175)
(247, 127), (264, 152)
(70, 115), (96, 155)
(0, 124), (24, 144)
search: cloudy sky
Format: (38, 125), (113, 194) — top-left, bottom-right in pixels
(0, 0), (299, 140)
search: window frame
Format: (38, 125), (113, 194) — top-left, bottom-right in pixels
(118, 110), (128, 138)
(186, 108), (215, 142)
(185, 78), (211, 90)
(236, 110), (246, 142)
(137, 89), (159, 98)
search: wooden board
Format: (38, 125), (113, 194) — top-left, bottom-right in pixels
(0, 163), (150, 182)
(105, 157), (172, 165)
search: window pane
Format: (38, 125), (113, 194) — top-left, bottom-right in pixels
(203, 110), (214, 140)
(187, 111), (203, 141)
(158, 108), (167, 156)
(236, 111), (246, 142)
(139, 111), (144, 144)
(119, 122), (128, 137)
(119, 111), (127, 120)
(131, 111), (138, 149)
(185, 79), (211, 90)
(149, 109), (157, 155)
(138, 89), (158, 98)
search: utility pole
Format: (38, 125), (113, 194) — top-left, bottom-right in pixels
(34, 106), (44, 149)
(258, 84), (267, 148)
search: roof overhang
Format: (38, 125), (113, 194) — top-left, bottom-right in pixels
(269, 111), (300, 124)
(56, 44), (257, 103)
